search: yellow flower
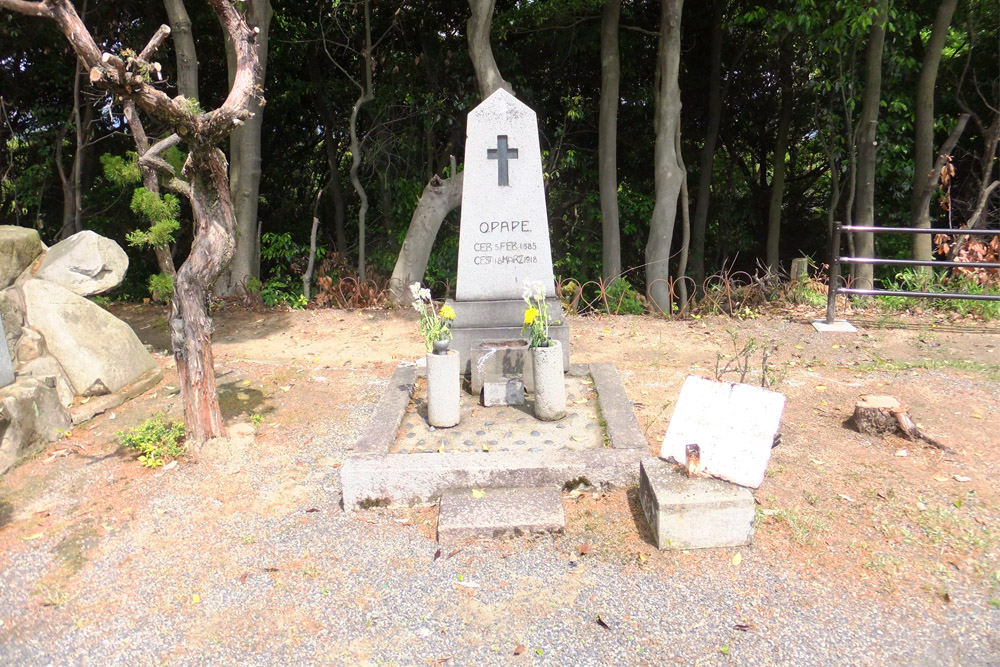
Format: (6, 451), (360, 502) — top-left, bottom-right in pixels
(439, 305), (456, 320)
(524, 307), (539, 325)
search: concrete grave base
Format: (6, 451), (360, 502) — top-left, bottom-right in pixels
(437, 486), (565, 543)
(481, 375), (524, 406)
(639, 458), (754, 550)
(342, 361), (647, 510)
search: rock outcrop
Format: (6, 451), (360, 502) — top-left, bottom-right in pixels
(32, 229), (129, 296)
(0, 226), (44, 289)
(0, 225), (161, 475)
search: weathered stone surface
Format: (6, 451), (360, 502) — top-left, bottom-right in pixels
(0, 287), (24, 360)
(17, 355), (75, 407)
(353, 364), (417, 455)
(660, 375), (785, 489)
(0, 378), (72, 475)
(70, 366), (163, 425)
(589, 363), (646, 450)
(14, 327), (43, 364)
(0, 226), (44, 289)
(471, 337), (531, 394)
(437, 486), (565, 543)
(639, 458), (754, 550)
(455, 89), (556, 301)
(33, 230), (128, 296)
(481, 375), (525, 407)
(341, 448), (643, 510)
(0, 320), (12, 389)
(22, 279), (157, 396)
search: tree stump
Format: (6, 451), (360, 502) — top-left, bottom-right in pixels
(852, 395), (903, 435)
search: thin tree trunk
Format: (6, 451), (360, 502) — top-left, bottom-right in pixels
(910, 0), (958, 263)
(302, 187), (322, 301)
(70, 44), (85, 237)
(691, 0), (724, 288)
(598, 0), (622, 282)
(676, 121), (690, 311)
(766, 53), (793, 272)
(467, 0), (512, 99)
(646, 0), (685, 314)
(163, 0), (199, 100)
(853, 0), (888, 293)
(216, 0), (271, 296)
(308, 48), (347, 255)
(351, 0), (375, 283)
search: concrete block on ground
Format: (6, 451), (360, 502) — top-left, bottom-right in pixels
(481, 375), (524, 406)
(437, 486), (564, 543)
(589, 362), (645, 450)
(352, 364), (417, 454)
(639, 457), (754, 550)
(810, 319), (857, 333)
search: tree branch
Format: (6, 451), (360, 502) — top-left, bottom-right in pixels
(138, 24), (171, 61)
(201, 0), (261, 141)
(0, 0), (52, 17)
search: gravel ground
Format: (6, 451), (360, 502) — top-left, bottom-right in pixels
(1, 308), (999, 665)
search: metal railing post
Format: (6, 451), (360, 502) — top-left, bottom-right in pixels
(826, 221), (842, 324)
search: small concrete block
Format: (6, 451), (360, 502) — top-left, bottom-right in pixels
(481, 375), (525, 406)
(437, 486), (565, 543)
(810, 319), (857, 333)
(639, 458), (754, 550)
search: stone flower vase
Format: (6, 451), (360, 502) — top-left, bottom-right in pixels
(531, 339), (565, 421)
(426, 348), (460, 428)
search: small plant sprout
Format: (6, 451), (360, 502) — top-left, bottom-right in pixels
(117, 413), (185, 468)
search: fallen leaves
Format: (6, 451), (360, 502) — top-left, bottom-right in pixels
(471, 489), (485, 499)
(513, 644), (525, 656)
(578, 543), (591, 556)
(732, 551), (742, 566)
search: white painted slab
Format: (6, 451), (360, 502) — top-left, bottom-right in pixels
(660, 375), (785, 489)
(0, 319), (13, 389)
(811, 319), (858, 333)
(456, 89), (555, 301)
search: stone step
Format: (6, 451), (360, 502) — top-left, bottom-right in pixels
(436, 486), (565, 544)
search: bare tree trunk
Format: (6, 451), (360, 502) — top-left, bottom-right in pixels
(766, 53), (793, 272)
(910, 0), (958, 263)
(599, 0), (622, 282)
(467, 0), (512, 99)
(853, 0), (888, 293)
(389, 161), (464, 302)
(351, 0), (375, 283)
(645, 0), (685, 314)
(690, 0), (724, 288)
(302, 187), (322, 301)
(308, 48), (347, 255)
(216, 0), (272, 296)
(163, 0), (199, 100)
(676, 122), (690, 311)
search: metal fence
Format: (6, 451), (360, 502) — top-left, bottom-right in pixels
(825, 222), (1000, 324)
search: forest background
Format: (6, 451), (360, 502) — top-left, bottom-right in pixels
(1, 0), (998, 314)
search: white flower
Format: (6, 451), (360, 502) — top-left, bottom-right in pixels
(411, 301), (422, 312)
(522, 281), (533, 301)
(409, 282), (422, 301)
(418, 287), (432, 302)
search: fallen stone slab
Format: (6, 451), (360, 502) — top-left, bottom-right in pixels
(32, 230), (128, 296)
(437, 486), (564, 543)
(342, 448), (642, 510)
(0, 377), (72, 475)
(639, 457), (754, 550)
(0, 225), (44, 289)
(22, 279), (158, 396)
(70, 366), (163, 425)
(352, 364), (417, 454)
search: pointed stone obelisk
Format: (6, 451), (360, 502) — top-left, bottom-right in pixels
(448, 89), (569, 373)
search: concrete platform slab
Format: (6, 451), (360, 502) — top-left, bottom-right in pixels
(639, 458), (754, 550)
(437, 486), (564, 543)
(811, 319), (857, 333)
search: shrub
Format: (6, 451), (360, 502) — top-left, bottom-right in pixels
(117, 413), (185, 468)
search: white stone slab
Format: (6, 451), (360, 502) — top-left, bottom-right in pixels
(0, 319), (13, 388)
(811, 319), (858, 333)
(660, 375), (785, 489)
(456, 89), (555, 301)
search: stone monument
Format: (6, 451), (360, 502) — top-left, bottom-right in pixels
(447, 89), (569, 373)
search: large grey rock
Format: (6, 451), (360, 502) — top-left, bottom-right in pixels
(0, 377), (71, 475)
(33, 230), (128, 296)
(0, 287), (24, 360)
(437, 486), (565, 543)
(639, 458), (754, 550)
(0, 226), (44, 289)
(22, 279), (157, 396)
(17, 355), (74, 407)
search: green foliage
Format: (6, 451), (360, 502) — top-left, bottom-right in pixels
(117, 413), (185, 468)
(602, 278), (647, 315)
(878, 269), (1000, 320)
(100, 152), (142, 187)
(253, 231), (317, 309)
(126, 188), (181, 249)
(148, 272), (173, 303)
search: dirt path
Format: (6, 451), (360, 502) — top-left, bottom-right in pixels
(1, 304), (998, 665)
